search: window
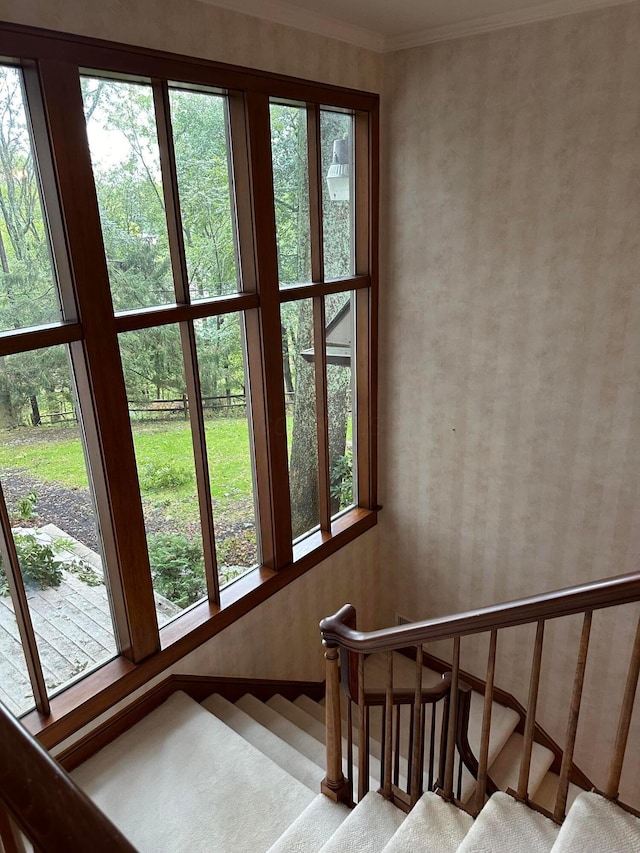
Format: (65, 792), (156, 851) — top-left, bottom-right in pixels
(0, 24), (378, 741)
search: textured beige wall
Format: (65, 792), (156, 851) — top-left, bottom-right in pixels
(380, 2), (640, 803)
(0, 0), (381, 92)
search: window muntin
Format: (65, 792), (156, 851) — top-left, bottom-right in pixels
(0, 33), (376, 729)
(193, 313), (260, 586)
(82, 76), (175, 313)
(0, 66), (62, 333)
(282, 298), (320, 540)
(270, 102), (311, 288)
(321, 110), (355, 281)
(326, 292), (356, 518)
(169, 88), (240, 301)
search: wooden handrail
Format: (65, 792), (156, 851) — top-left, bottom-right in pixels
(319, 571), (640, 652)
(0, 701), (136, 852)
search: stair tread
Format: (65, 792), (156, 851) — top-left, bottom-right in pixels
(318, 791), (405, 853)
(202, 693), (324, 791)
(381, 791), (473, 853)
(266, 793), (351, 853)
(72, 691), (314, 852)
(457, 791), (559, 853)
(268, 694), (327, 743)
(550, 792), (640, 852)
(531, 772), (583, 814)
(237, 693), (326, 768)
(477, 731), (554, 802)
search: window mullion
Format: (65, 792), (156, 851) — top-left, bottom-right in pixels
(36, 58), (159, 662)
(307, 104), (331, 531)
(153, 79), (220, 603)
(0, 481), (49, 714)
(354, 109), (378, 510)
(240, 91), (292, 569)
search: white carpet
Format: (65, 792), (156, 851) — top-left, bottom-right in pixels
(72, 691), (314, 852)
(318, 791), (405, 853)
(202, 692), (324, 791)
(457, 791), (559, 853)
(382, 791), (474, 852)
(551, 792), (640, 852)
(266, 793), (351, 853)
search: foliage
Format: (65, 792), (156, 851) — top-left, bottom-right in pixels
(330, 450), (353, 510)
(15, 490), (38, 521)
(0, 532), (66, 595)
(139, 460), (193, 492)
(147, 532), (206, 608)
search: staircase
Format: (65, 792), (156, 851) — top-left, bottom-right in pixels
(66, 652), (639, 851)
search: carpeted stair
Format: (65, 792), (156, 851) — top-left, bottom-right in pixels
(70, 654), (640, 851)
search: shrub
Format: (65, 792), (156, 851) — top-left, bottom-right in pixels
(139, 461), (193, 493)
(330, 450), (353, 510)
(0, 532), (65, 595)
(15, 490), (38, 522)
(147, 533), (206, 608)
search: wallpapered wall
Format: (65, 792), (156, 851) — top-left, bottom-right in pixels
(0, 0), (382, 92)
(380, 2), (640, 802)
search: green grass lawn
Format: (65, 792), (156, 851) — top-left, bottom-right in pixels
(0, 419), (255, 522)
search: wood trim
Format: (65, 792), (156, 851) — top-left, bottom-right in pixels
(0, 702), (136, 852)
(278, 276), (369, 302)
(153, 78), (220, 602)
(22, 507), (376, 749)
(0, 482), (49, 714)
(320, 572), (640, 653)
(56, 673), (324, 772)
(0, 23), (378, 111)
(243, 90), (292, 569)
(37, 59), (159, 662)
(112, 293), (259, 332)
(0, 321), (82, 357)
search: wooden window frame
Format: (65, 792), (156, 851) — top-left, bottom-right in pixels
(0, 21), (379, 748)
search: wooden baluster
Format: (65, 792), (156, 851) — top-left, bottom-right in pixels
(604, 610), (640, 800)
(518, 620), (545, 800)
(383, 650), (393, 797)
(410, 645), (424, 804)
(393, 705), (401, 787)
(428, 702), (436, 791)
(443, 637), (461, 799)
(554, 611), (592, 822)
(475, 629), (498, 815)
(418, 695), (427, 798)
(321, 643), (350, 803)
(0, 803), (27, 853)
(347, 699), (354, 803)
(358, 653), (369, 801)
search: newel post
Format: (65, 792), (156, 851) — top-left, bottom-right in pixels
(320, 641), (351, 804)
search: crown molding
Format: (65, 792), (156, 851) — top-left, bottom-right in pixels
(386, 0), (638, 51)
(198, 0), (385, 52)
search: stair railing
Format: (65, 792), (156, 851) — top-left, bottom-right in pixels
(0, 698), (136, 852)
(320, 569), (640, 821)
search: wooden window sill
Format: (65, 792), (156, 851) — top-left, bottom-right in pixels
(22, 506), (377, 750)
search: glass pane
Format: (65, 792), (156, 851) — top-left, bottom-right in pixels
(194, 314), (259, 586)
(325, 292), (356, 517)
(0, 66), (62, 333)
(169, 88), (239, 300)
(282, 298), (319, 540)
(82, 77), (175, 312)
(321, 110), (354, 280)
(0, 533), (35, 715)
(270, 103), (311, 287)
(119, 324), (206, 619)
(0, 345), (117, 705)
